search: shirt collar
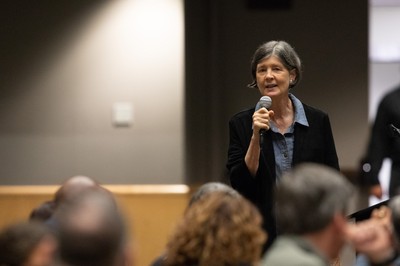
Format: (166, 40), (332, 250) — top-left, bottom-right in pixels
(289, 93), (309, 127)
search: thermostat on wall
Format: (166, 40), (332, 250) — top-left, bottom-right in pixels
(112, 102), (133, 127)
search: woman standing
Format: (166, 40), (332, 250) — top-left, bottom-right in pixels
(226, 40), (339, 250)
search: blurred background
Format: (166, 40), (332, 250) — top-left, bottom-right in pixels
(0, 0), (398, 189)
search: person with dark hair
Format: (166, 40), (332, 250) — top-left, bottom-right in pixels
(261, 163), (352, 266)
(226, 40), (339, 250)
(29, 201), (56, 222)
(52, 188), (133, 266)
(162, 191), (266, 266)
(0, 221), (58, 266)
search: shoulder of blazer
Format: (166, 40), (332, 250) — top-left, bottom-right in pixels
(302, 102), (329, 120)
(229, 107), (254, 123)
(302, 102), (328, 115)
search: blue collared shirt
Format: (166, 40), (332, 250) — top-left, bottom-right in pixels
(269, 94), (309, 180)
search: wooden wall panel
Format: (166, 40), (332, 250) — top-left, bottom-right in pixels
(0, 185), (189, 266)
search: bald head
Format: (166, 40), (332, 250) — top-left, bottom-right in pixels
(54, 189), (125, 266)
(54, 176), (99, 206)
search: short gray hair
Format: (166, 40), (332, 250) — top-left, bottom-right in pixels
(248, 40), (302, 89)
(188, 182), (240, 207)
(275, 163), (353, 234)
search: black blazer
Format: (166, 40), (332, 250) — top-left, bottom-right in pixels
(226, 102), (339, 250)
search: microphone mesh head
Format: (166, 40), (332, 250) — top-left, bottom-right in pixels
(255, 96), (272, 110)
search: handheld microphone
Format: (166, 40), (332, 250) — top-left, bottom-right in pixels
(255, 96), (272, 147)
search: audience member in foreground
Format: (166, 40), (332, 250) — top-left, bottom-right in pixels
(29, 175), (105, 223)
(161, 191), (266, 266)
(30, 200), (56, 222)
(150, 181), (242, 266)
(187, 181), (240, 207)
(0, 221), (58, 266)
(262, 163), (353, 266)
(52, 188), (134, 266)
(350, 196), (400, 266)
(54, 175), (100, 205)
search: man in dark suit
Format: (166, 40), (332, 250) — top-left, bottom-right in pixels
(363, 87), (400, 199)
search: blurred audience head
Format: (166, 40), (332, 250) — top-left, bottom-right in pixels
(29, 201), (56, 222)
(54, 175), (100, 206)
(29, 175), (107, 224)
(0, 221), (57, 266)
(163, 191), (266, 266)
(276, 163), (353, 234)
(188, 182), (240, 207)
(52, 188), (131, 266)
(275, 163), (353, 259)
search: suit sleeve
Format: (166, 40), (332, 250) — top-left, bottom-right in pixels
(226, 117), (258, 201)
(323, 114), (340, 171)
(365, 99), (390, 185)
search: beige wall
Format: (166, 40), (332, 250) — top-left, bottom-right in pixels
(0, 0), (368, 185)
(0, 0), (184, 185)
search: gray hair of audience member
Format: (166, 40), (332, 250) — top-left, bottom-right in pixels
(248, 40), (302, 89)
(275, 163), (354, 235)
(188, 182), (240, 207)
(389, 196), (400, 248)
(53, 188), (126, 266)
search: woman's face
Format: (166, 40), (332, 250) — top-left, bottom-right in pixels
(255, 55), (295, 98)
